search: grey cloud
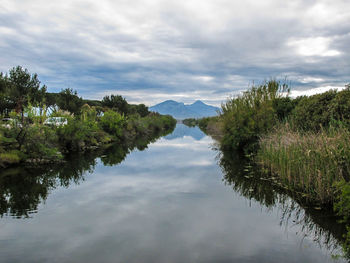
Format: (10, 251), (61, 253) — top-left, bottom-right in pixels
(0, 0), (349, 105)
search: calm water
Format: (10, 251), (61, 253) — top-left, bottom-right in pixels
(0, 124), (346, 262)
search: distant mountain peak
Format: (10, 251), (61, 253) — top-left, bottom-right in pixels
(191, 100), (205, 105)
(149, 100), (220, 119)
(160, 100), (178, 104)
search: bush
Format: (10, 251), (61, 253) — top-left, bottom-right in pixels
(22, 124), (62, 160)
(272, 97), (299, 121)
(57, 118), (111, 151)
(221, 80), (287, 151)
(291, 87), (350, 131)
(99, 110), (125, 138)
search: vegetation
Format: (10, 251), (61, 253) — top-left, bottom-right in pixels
(257, 124), (350, 204)
(182, 118), (197, 127)
(219, 149), (347, 257)
(0, 66), (176, 168)
(187, 80), (350, 257)
(220, 80), (289, 152)
(183, 116), (222, 138)
(0, 121), (174, 218)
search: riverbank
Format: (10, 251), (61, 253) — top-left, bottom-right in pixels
(1, 123), (344, 262)
(0, 112), (176, 168)
(0, 66), (177, 168)
(184, 81), (350, 257)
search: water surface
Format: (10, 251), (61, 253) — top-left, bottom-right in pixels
(0, 124), (346, 262)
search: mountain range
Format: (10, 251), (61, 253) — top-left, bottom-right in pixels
(149, 100), (220, 119)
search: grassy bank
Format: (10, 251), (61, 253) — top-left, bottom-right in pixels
(188, 81), (350, 256)
(257, 124), (350, 205)
(196, 81), (350, 205)
(0, 111), (176, 168)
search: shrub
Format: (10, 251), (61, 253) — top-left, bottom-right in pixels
(221, 80), (288, 151)
(291, 87), (350, 131)
(99, 110), (125, 138)
(57, 118), (110, 151)
(272, 97), (298, 121)
(21, 124), (62, 160)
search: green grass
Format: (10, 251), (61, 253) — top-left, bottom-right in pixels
(257, 124), (350, 204)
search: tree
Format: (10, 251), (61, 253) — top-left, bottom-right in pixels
(0, 73), (14, 115)
(57, 88), (83, 115)
(0, 72), (7, 94)
(136, 104), (149, 117)
(45, 92), (59, 112)
(101, 94), (128, 115)
(6, 66), (46, 122)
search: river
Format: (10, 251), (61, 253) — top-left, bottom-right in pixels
(0, 124), (346, 262)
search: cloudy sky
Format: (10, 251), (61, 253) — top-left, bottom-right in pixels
(0, 0), (349, 106)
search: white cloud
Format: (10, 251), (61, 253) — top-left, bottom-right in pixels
(299, 77), (325, 83)
(192, 75), (214, 83)
(287, 37), (341, 57)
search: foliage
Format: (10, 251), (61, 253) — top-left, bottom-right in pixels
(80, 104), (97, 122)
(99, 110), (125, 138)
(124, 113), (176, 141)
(183, 118), (197, 127)
(334, 181), (350, 223)
(0, 65), (176, 166)
(291, 87), (350, 131)
(83, 99), (102, 107)
(56, 118), (111, 152)
(257, 124), (350, 204)
(3, 66), (47, 122)
(272, 97), (299, 121)
(220, 80), (288, 152)
(334, 181), (350, 258)
(0, 151), (21, 167)
(102, 94), (129, 115)
(128, 104), (150, 117)
(329, 87), (350, 129)
(57, 88), (84, 115)
(183, 117), (222, 136)
(21, 124), (62, 160)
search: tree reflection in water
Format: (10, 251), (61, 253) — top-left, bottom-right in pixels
(0, 128), (173, 218)
(217, 148), (347, 259)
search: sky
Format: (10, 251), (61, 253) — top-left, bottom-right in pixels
(0, 0), (349, 106)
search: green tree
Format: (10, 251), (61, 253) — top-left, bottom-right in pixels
(57, 88), (83, 115)
(45, 92), (60, 113)
(136, 104), (149, 117)
(102, 94), (128, 115)
(0, 73), (14, 115)
(6, 66), (46, 122)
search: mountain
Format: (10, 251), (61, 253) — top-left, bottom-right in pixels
(149, 100), (220, 119)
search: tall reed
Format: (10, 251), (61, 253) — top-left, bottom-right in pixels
(257, 123), (350, 204)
